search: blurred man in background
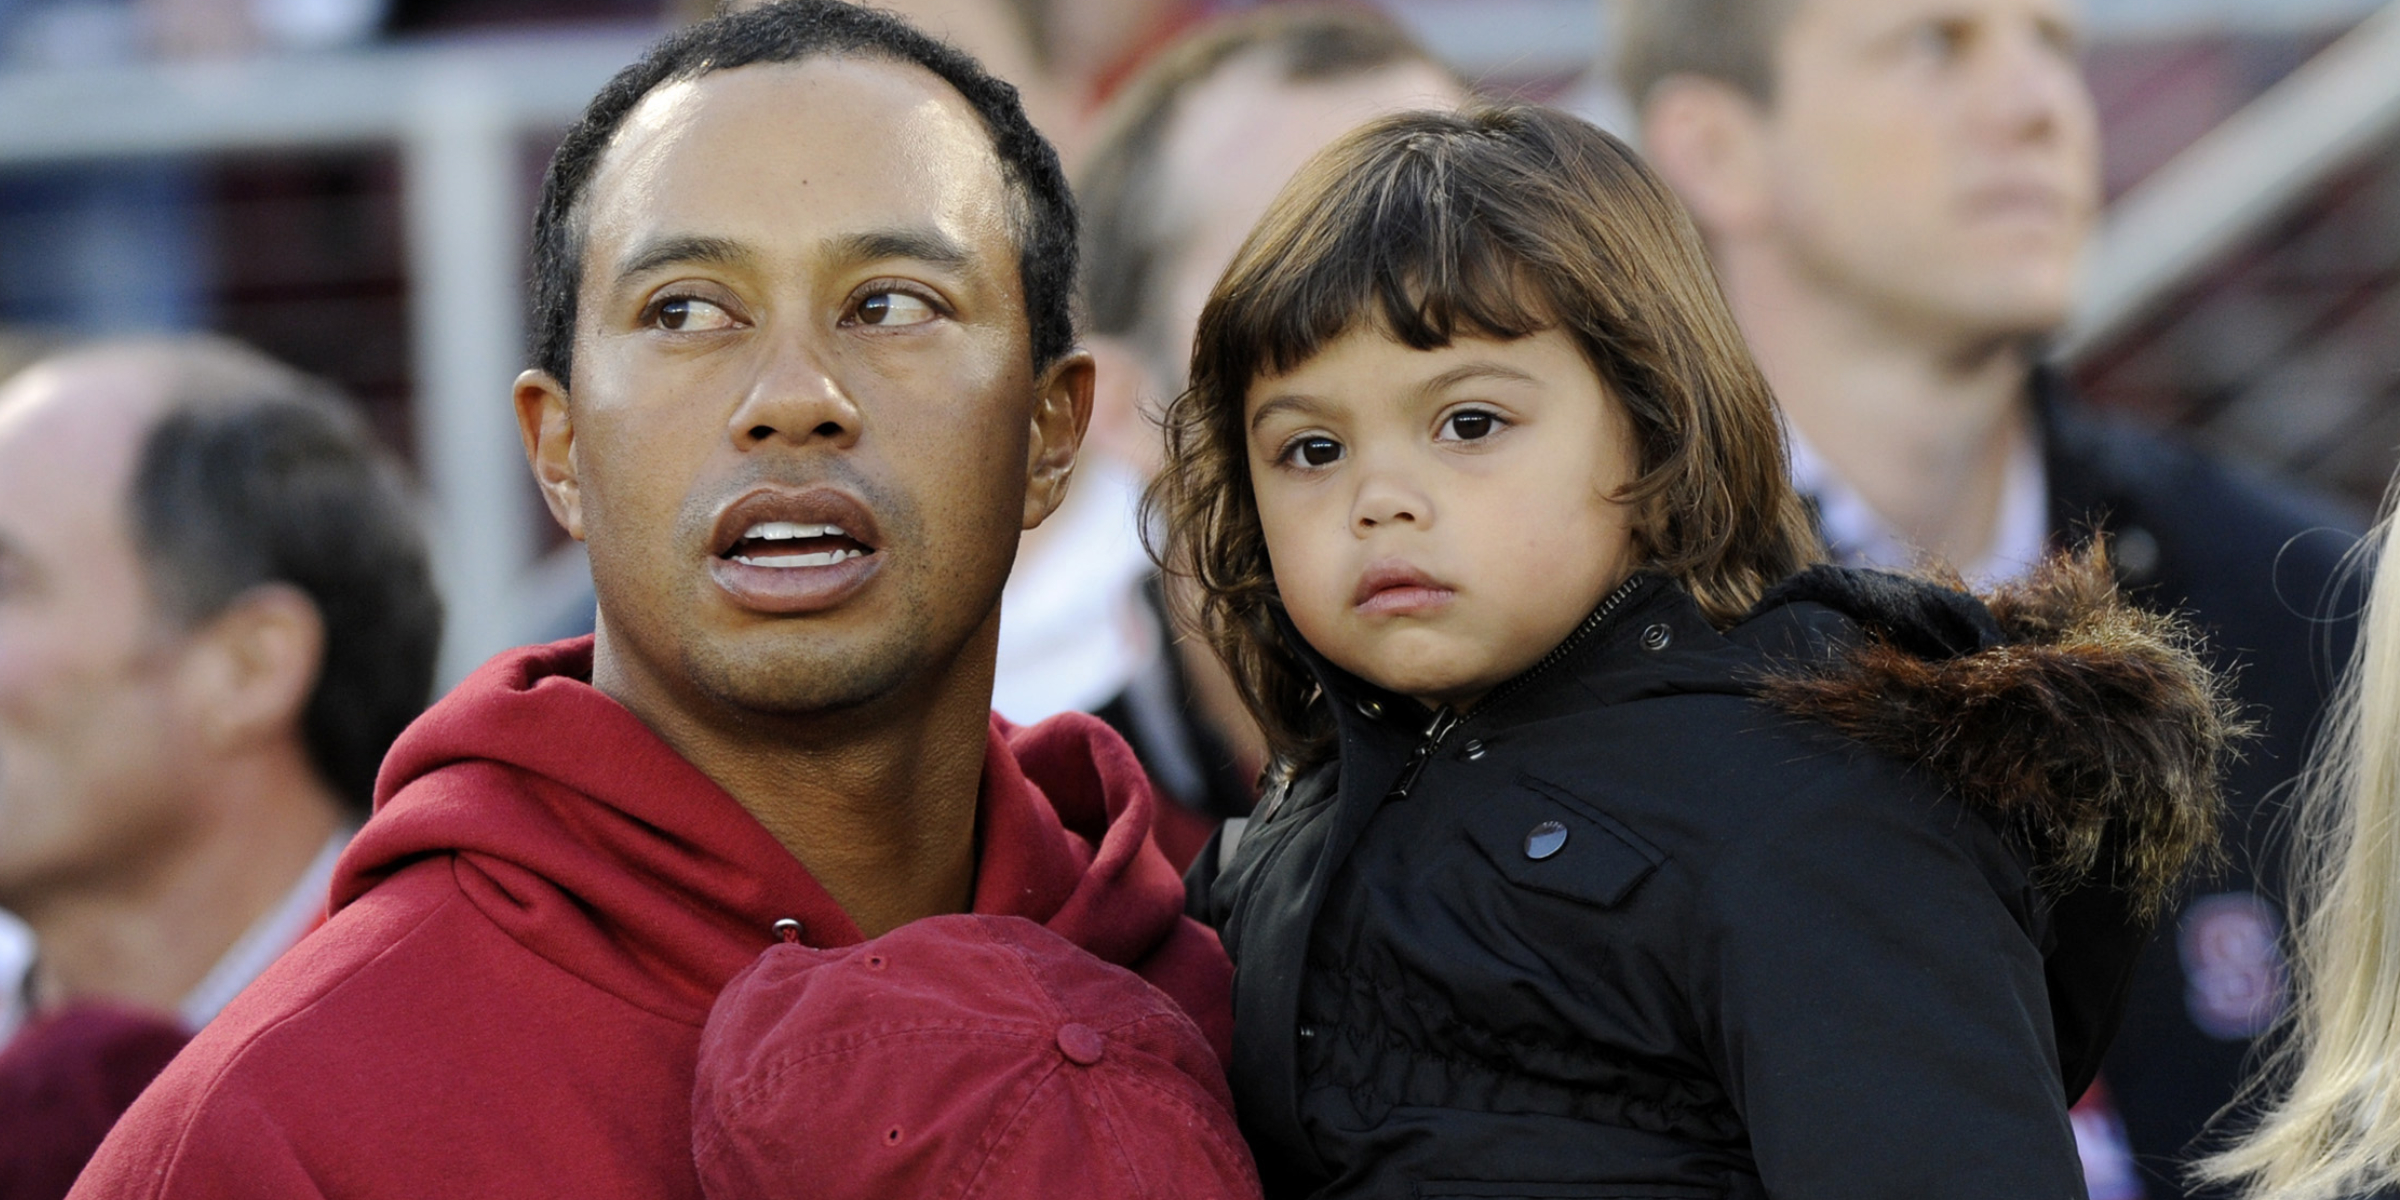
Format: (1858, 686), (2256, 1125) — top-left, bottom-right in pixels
(993, 5), (1464, 863)
(0, 336), (439, 1197)
(1621, 1), (2358, 1194)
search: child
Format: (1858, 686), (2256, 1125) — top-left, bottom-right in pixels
(1154, 104), (2236, 1199)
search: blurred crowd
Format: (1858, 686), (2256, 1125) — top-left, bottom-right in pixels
(0, 1), (2386, 1198)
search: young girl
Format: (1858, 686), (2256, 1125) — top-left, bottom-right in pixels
(1155, 105), (2236, 1199)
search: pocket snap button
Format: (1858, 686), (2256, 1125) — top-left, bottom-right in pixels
(1462, 739), (1487, 761)
(1641, 623), (1672, 651)
(1525, 820), (1569, 860)
(1355, 698), (1384, 720)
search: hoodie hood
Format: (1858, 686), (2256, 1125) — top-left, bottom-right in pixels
(339, 637), (1210, 1034)
(1750, 548), (2239, 917)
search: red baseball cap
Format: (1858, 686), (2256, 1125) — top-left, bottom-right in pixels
(693, 913), (1260, 1200)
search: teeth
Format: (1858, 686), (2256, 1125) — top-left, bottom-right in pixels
(741, 522), (846, 541)
(732, 548), (869, 569)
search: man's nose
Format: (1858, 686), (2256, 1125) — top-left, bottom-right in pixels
(1976, 18), (2094, 146)
(726, 334), (863, 450)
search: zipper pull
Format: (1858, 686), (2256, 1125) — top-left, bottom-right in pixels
(1387, 707), (1462, 801)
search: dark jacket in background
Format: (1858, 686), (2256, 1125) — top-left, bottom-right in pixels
(2039, 371), (2365, 1197)
(1191, 564), (2227, 1200)
(0, 1005), (188, 1200)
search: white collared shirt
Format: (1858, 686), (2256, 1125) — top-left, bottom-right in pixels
(0, 829), (351, 1047)
(1785, 421), (2049, 586)
(0, 908), (32, 1046)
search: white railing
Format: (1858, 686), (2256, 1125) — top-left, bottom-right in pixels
(2063, 0), (2400, 357)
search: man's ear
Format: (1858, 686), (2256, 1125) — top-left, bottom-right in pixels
(1023, 348), (1096, 531)
(1639, 75), (1776, 241)
(515, 369), (587, 541)
(180, 584), (326, 753)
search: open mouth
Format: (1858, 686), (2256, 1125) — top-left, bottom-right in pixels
(722, 521), (874, 569)
(703, 486), (888, 614)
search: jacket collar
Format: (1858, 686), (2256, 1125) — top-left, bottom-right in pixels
(1280, 573), (1760, 769)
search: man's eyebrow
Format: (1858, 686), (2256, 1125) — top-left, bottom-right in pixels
(829, 228), (975, 272)
(612, 234), (752, 283)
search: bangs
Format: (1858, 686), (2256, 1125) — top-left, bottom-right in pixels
(1211, 128), (1562, 385)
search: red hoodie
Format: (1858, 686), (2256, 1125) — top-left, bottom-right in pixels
(72, 638), (1233, 1200)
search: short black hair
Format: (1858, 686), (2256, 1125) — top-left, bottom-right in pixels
(126, 339), (442, 817)
(530, 0), (1078, 388)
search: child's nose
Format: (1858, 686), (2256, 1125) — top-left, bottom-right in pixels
(1352, 475), (1430, 532)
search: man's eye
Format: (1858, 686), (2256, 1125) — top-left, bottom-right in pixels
(855, 291), (939, 327)
(1908, 19), (1972, 62)
(1440, 410), (1501, 442)
(655, 297), (736, 332)
(1284, 436), (1344, 468)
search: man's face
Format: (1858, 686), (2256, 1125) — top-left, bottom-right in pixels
(1147, 54), (1465, 387)
(539, 57), (1084, 719)
(0, 362), (193, 904)
(1759, 0), (2099, 341)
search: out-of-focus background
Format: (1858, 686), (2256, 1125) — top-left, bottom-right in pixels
(0, 0), (2393, 683)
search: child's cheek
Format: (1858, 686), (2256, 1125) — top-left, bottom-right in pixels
(1253, 477), (1350, 656)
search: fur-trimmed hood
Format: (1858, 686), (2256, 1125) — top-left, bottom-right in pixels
(1752, 548), (2241, 917)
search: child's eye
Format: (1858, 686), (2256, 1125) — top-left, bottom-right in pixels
(1281, 435), (1345, 468)
(1438, 409), (1504, 442)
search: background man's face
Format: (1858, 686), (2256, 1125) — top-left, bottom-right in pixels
(1147, 53), (1464, 388)
(1760, 0), (2099, 341)
(558, 56), (1060, 716)
(0, 364), (192, 904)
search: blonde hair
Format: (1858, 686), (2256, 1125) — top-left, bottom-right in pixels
(2201, 508), (2399, 1199)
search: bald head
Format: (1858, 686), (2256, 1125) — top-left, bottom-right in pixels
(0, 347), (210, 902)
(0, 338), (436, 908)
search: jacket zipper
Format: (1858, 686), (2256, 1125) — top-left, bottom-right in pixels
(1383, 573), (1651, 802)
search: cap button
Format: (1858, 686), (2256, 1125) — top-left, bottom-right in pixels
(1056, 1023), (1106, 1066)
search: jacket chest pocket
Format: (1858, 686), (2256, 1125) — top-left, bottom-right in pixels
(1465, 774), (1664, 909)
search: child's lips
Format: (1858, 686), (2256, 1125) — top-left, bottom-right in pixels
(1353, 562), (1456, 616)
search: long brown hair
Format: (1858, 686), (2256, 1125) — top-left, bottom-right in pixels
(1143, 104), (1820, 768)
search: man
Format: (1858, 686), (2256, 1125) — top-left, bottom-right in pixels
(992, 6), (1465, 862)
(0, 336), (440, 1190)
(1620, 2), (2359, 1194)
(76, 4), (1231, 1197)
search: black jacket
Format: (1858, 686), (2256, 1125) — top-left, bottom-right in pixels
(1191, 559), (2231, 1200)
(2038, 375), (2363, 1196)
